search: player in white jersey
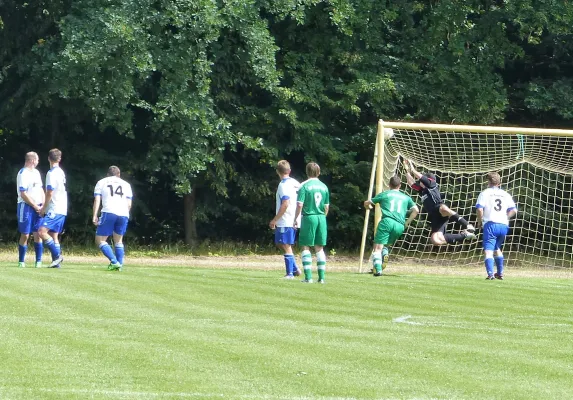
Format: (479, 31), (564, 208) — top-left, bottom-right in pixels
(92, 166), (133, 271)
(16, 152), (45, 268)
(476, 172), (517, 280)
(38, 149), (67, 268)
(269, 160), (301, 278)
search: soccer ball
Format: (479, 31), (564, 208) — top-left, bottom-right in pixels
(383, 128), (395, 139)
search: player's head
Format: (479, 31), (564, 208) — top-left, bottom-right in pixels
(424, 172), (436, 181)
(306, 162), (320, 178)
(276, 160), (291, 176)
(25, 152), (39, 167)
(419, 173), (437, 189)
(107, 166), (121, 177)
(48, 148), (62, 163)
(388, 175), (401, 189)
(486, 172), (501, 187)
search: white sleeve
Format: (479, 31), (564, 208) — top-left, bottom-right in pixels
(125, 183), (133, 199)
(94, 180), (103, 196)
(17, 172), (28, 191)
(45, 171), (54, 191)
(476, 191), (485, 208)
(506, 193), (517, 211)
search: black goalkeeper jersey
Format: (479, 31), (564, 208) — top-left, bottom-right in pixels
(411, 175), (444, 213)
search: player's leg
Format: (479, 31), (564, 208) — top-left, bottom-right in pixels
(314, 215), (328, 283)
(371, 243), (384, 276)
(32, 231), (43, 268)
(429, 214), (449, 245)
(95, 213), (119, 268)
(17, 203), (33, 267)
(438, 204), (474, 232)
(298, 216), (316, 283)
(112, 216), (129, 268)
(275, 228), (297, 278)
(46, 215), (66, 267)
(482, 222), (496, 279)
(493, 224), (509, 279)
(112, 233), (125, 271)
(37, 216), (63, 267)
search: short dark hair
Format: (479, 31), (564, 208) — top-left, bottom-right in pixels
(389, 175), (401, 189)
(107, 166), (121, 177)
(424, 172), (436, 181)
(48, 148), (62, 163)
(306, 162), (321, 178)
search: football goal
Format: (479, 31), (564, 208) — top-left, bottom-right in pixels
(359, 120), (573, 271)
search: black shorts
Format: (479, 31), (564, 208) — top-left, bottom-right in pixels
(429, 211), (449, 234)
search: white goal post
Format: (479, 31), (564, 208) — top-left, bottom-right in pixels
(359, 120), (573, 271)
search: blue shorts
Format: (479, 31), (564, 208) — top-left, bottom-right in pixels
(483, 221), (509, 251)
(17, 202), (42, 234)
(38, 213), (66, 234)
(96, 212), (129, 236)
(274, 227), (296, 245)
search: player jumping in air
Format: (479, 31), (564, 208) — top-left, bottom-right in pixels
(403, 159), (475, 246)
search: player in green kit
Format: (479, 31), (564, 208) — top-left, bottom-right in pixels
(294, 162), (329, 284)
(364, 176), (419, 276)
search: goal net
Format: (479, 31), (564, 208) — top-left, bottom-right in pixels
(361, 120), (573, 270)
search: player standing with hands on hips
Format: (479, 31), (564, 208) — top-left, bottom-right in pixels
(476, 172), (517, 280)
(93, 166), (133, 271)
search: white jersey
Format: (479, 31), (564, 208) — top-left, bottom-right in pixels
(476, 187), (516, 225)
(46, 166), (68, 215)
(275, 177), (300, 227)
(17, 167), (44, 205)
(94, 176), (133, 218)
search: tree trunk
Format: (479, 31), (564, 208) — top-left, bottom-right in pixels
(183, 189), (198, 246)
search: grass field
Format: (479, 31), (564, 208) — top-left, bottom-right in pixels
(1, 257), (572, 399)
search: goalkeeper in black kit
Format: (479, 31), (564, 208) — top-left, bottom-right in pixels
(403, 159), (476, 245)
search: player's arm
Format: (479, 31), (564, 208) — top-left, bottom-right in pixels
(507, 207), (517, 220)
(476, 207), (484, 229)
(270, 198), (289, 229)
(293, 202), (303, 228)
(405, 205), (420, 227)
(324, 204), (329, 217)
(40, 189), (53, 216)
(20, 190), (41, 213)
(92, 195), (102, 225)
(403, 160), (422, 191)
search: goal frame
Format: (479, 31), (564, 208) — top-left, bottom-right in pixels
(358, 120), (573, 272)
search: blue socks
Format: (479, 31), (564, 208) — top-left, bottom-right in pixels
(34, 242), (44, 262)
(494, 256), (504, 275)
(99, 242), (118, 264)
(115, 244), (125, 265)
(43, 238), (60, 260)
(284, 254), (297, 275)
(18, 244), (27, 263)
(485, 257), (494, 276)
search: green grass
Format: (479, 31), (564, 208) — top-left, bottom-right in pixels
(1, 263), (572, 399)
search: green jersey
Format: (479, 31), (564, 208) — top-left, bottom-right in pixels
(371, 189), (415, 225)
(297, 178), (330, 216)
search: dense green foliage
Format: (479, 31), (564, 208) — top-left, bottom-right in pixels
(2, 1), (573, 248)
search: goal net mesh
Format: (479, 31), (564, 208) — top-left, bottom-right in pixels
(377, 126), (573, 269)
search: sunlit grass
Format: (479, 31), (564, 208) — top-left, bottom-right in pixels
(0, 263), (572, 399)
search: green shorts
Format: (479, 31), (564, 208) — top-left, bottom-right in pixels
(374, 218), (405, 245)
(299, 215), (327, 247)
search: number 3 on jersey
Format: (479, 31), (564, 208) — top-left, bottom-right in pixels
(107, 184), (124, 197)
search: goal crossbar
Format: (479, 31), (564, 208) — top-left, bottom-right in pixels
(381, 121), (573, 137)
